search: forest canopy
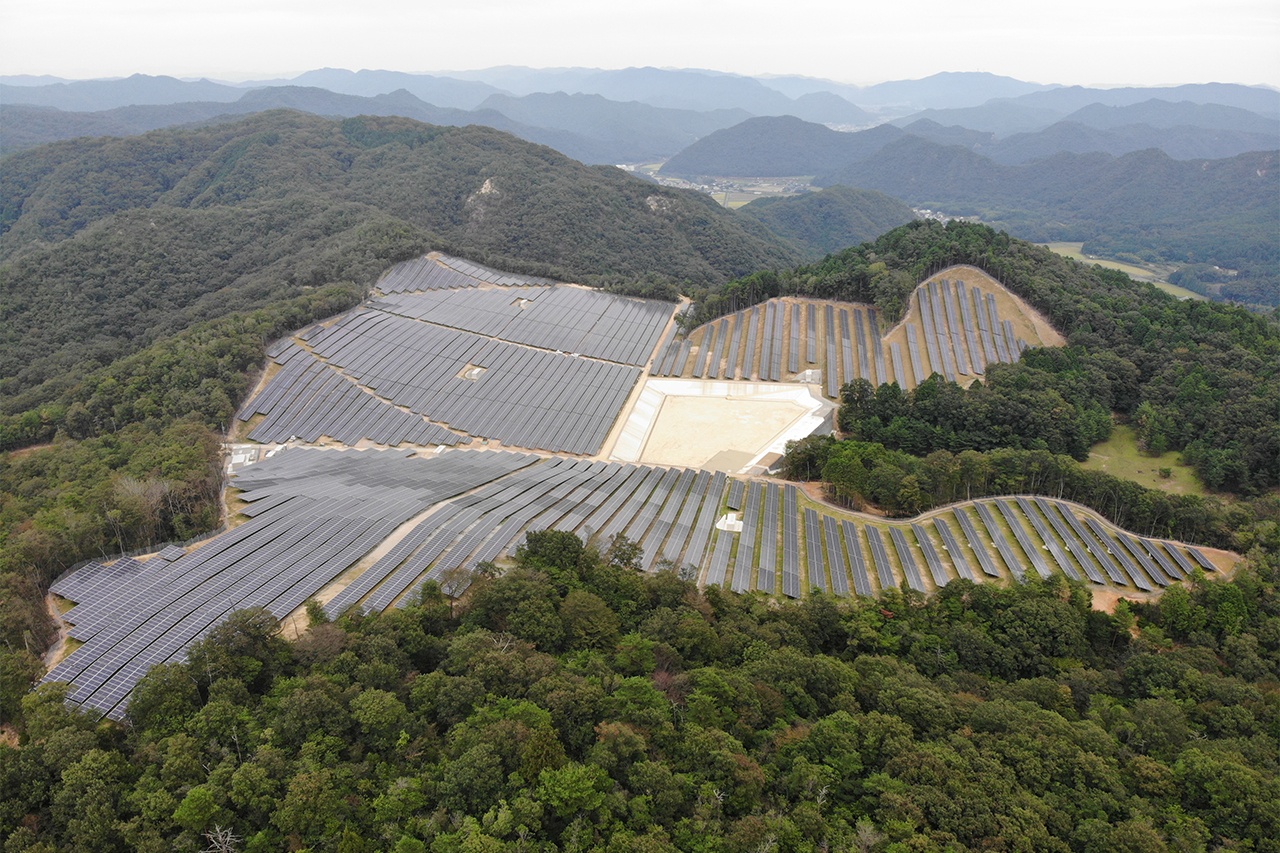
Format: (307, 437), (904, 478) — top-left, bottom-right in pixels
(3, 530), (1279, 852)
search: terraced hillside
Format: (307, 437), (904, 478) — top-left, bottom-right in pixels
(654, 266), (1063, 395)
(43, 254), (1244, 720)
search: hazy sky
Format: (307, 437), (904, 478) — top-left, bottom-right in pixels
(2, 0), (1276, 87)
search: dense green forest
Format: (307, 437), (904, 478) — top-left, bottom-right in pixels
(689, 222), (1280, 494)
(3, 530), (1279, 852)
(736, 186), (916, 258)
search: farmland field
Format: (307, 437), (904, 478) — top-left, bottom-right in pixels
(1045, 242), (1206, 300)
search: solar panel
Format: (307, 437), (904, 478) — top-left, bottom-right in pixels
(788, 303), (801, 374)
(781, 486), (801, 598)
(864, 527), (896, 591)
(994, 500), (1054, 580)
(853, 309), (871, 382)
(803, 508), (827, 592)
(758, 302), (775, 382)
(841, 521), (873, 596)
(731, 481), (763, 593)
(955, 280), (985, 375)
(824, 306), (839, 398)
(741, 307), (760, 380)
(911, 523), (951, 587)
(888, 526), (926, 593)
(1114, 532), (1172, 587)
(1056, 506), (1127, 585)
(906, 324), (927, 385)
(727, 480), (746, 510)
(868, 310), (887, 386)
(662, 470), (712, 565)
(695, 324), (716, 378)
(709, 317), (730, 380)
(1015, 497), (1081, 582)
(931, 517), (974, 582)
(823, 515), (850, 597)
(917, 289), (945, 380)
(724, 313), (744, 380)
(1034, 498), (1106, 584)
(683, 472), (729, 571)
(1084, 516), (1154, 591)
(805, 303), (818, 364)
(757, 483), (780, 593)
(986, 294), (1011, 363)
(952, 508), (1002, 578)
(838, 309), (855, 389)
(639, 469), (698, 572)
(1139, 536), (1184, 581)
(941, 280), (971, 376)
(974, 502), (1027, 582)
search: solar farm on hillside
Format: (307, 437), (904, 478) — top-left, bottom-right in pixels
(46, 252), (1236, 719)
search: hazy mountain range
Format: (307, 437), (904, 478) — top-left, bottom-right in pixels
(4, 68), (1275, 162)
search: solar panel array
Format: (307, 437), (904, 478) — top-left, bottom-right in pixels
(50, 439), (1222, 720)
(374, 285), (672, 366)
(674, 299), (900, 397)
(243, 253), (678, 454)
(679, 492), (1217, 601)
(304, 309), (641, 454)
(899, 278), (1034, 389)
(239, 343), (461, 447)
(375, 256), (482, 293)
(376, 253), (560, 294)
(45, 448), (537, 719)
(672, 283), (1037, 397)
(434, 253), (560, 287)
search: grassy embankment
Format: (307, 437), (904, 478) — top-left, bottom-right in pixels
(1082, 424), (1206, 496)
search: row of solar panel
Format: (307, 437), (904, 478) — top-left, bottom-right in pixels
(298, 309), (640, 455)
(48, 448), (1219, 719)
(696, 491), (1211, 597)
(653, 279), (1035, 394)
(904, 279), (1029, 385)
(238, 343), (461, 447)
(373, 284), (673, 367)
(46, 449), (540, 719)
(658, 301), (895, 393)
(329, 460), (735, 614)
(434, 253), (560, 287)
(376, 253), (560, 293)
(292, 460), (1216, 614)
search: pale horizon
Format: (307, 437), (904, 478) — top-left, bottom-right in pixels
(1, 0), (1276, 89)
(4, 67), (1278, 93)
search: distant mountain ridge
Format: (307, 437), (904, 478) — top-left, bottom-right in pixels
(818, 139), (1277, 271)
(4, 68), (1274, 169)
(660, 116), (906, 177)
(0, 87), (751, 164)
